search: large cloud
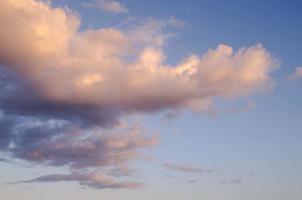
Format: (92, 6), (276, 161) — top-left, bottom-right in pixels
(0, 0), (277, 189)
(0, 0), (276, 114)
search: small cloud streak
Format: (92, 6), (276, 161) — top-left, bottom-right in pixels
(12, 172), (143, 189)
(221, 178), (243, 185)
(83, 0), (129, 13)
(187, 179), (197, 184)
(163, 163), (203, 173)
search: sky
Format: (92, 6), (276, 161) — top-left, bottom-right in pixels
(0, 0), (301, 200)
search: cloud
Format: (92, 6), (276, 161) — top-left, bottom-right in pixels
(289, 67), (302, 80)
(13, 172), (143, 189)
(0, 0), (277, 189)
(221, 178), (243, 184)
(0, 0), (276, 116)
(108, 164), (137, 177)
(160, 109), (183, 126)
(0, 112), (157, 189)
(83, 0), (128, 13)
(187, 179), (197, 184)
(0, 114), (157, 170)
(163, 163), (203, 173)
(0, 158), (8, 162)
(166, 16), (187, 29)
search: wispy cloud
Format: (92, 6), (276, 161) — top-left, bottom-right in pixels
(221, 178), (243, 184)
(163, 163), (203, 173)
(289, 66), (302, 80)
(11, 172), (143, 189)
(83, 0), (128, 13)
(108, 165), (137, 177)
(166, 16), (187, 29)
(187, 179), (197, 184)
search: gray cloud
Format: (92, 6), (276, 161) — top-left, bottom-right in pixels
(0, 116), (16, 151)
(163, 163), (203, 173)
(0, 67), (120, 128)
(0, 114), (157, 169)
(221, 178), (243, 184)
(187, 179), (197, 184)
(0, 158), (8, 162)
(12, 172), (143, 189)
(0, 85), (157, 190)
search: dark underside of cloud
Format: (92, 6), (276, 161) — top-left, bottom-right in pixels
(0, 67), (156, 189)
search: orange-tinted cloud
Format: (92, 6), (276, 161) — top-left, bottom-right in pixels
(0, 0), (276, 114)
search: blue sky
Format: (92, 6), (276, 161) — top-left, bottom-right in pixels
(0, 0), (302, 200)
